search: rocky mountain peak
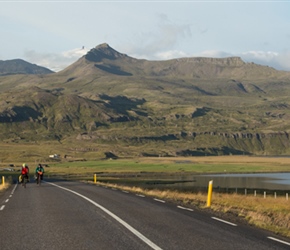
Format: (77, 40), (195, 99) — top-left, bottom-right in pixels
(85, 43), (128, 62)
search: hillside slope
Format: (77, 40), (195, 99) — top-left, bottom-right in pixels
(0, 59), (54, 76)
(1, 43), (290, 160)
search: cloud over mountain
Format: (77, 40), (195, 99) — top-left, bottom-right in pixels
(24, 47), (89, 72)
(22, 43), (290, 73)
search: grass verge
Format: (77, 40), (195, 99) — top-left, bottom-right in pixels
(0, 183), (9, 191)
(87, 180), (290, 239)
(0, 176), (14, 195)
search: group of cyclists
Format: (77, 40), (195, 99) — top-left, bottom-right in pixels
(20, 163), (44, 186)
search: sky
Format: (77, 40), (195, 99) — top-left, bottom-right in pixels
(1, 1), (290, 72)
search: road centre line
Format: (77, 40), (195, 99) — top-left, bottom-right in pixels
(211, 217), (237, 227)
(0, 184), (18, 212)
(154, 198), (165, 203)
(136, 194), (145, 197)
(177, 206), (193, 212)
(46, 181), (162, 250)
(11, 183), (17, 195)
(267, 237), (290, 246)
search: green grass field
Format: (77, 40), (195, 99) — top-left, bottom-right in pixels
(2, 155), (290, 175)
(38, 155), (290, 174)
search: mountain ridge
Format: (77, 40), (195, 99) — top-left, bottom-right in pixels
(0, 59), (54, 76)
(1, 43), (290, 160)
(1, 43), (289, 79)
(56, 44), (289, 81)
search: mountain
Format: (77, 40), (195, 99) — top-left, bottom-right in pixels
(0, 59), (54, 76)
(59, 43), (289, 80)
(1, 43), (290, 161)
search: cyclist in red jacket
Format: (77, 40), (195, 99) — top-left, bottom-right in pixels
(21, 163), (29, 186)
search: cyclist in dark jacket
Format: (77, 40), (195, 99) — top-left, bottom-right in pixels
(35, 164), (44, 184)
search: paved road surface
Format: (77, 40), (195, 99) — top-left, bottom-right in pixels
(0, 179), (290, 250)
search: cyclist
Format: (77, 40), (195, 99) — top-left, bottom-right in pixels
(21, 163), (29, 186)
(35, 163), (44, 184)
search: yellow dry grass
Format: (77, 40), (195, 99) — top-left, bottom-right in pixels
(0, 183), (9, 191)
(210, 193), (290, 237)
(88, 181), (290, 238)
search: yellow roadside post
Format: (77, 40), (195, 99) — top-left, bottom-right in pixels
(2, 176), (5, 186)
(206, 180), (213, 207)
(94, 174), (97, 183)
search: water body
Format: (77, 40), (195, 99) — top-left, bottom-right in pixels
(132, 173), (290, 193)
(100, 172), (290, 194)
(198, 173), (290, 191)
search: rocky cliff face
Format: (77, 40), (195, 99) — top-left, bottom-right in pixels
(176, 56), (245, 66)
(76, 130), (290, 156)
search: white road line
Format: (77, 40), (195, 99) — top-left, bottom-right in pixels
(11, 183), (17, 195)
(122, 191), (129, 193)
(154, 198), (165, 203)
(136, 194), (145, 197)
(211, 217), (237, 226)
(1, 183), (18, 212)
(46, 181), (162, 250)
(267, 237), (290, 246)
(177, 206), (193, 212)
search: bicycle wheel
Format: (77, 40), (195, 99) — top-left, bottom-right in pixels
(22, 176), (26, 188)
(38, 174), (41, 185)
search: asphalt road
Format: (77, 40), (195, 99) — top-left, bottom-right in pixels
(0, 179), (290, 250)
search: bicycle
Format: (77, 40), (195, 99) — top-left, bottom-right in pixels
(21, 175), (28, 188)
(36, 172), (42, 185)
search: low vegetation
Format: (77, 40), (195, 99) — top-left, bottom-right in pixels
(0, 183), (9, 192)
(0, 176), (12, 192)
(3, 155), (290, 173)
(89, 181), (290, 238)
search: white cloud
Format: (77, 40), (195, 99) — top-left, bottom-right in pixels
(275, 51), (290, 71)
(179, 50), (290, 71)
(24, 47), (89, 72)
(240, 50), (290, 71)
(121, 14), (192, 60)
(194, 50), (232, 58)
(154, 50), (188, 60)
(61, 47), (89, 59)
(240, 51), (279, 67)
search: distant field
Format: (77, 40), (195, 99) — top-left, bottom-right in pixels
(1, 156), (290, 179)
(1, 155), (287, 175)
